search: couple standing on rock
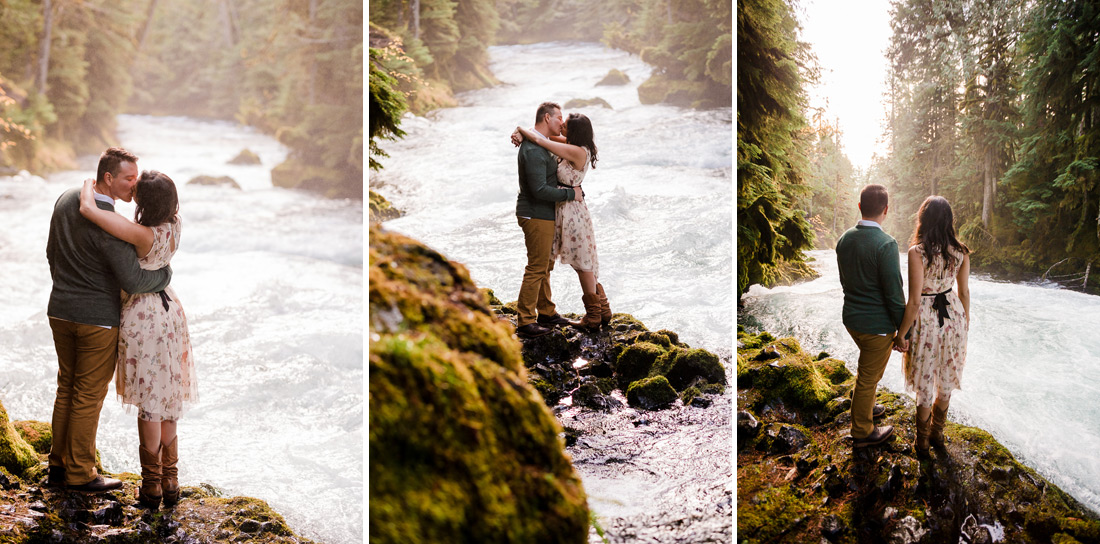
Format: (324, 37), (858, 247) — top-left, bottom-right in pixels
(510, 101), (612, 338)
(838, 184), (971, 454)
(45, 147), (197, 509)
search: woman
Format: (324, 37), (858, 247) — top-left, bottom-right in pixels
(895, 196), (970, 455)
(79, 172), (197, 508)
(516, 112), (611, 329)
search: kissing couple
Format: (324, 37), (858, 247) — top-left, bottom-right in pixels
(510, 101), (612, 338)
(46, 147), (198, 510)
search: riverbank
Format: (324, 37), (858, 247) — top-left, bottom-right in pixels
(737, 328), (1100, 543)
(0, 400), (315, 544)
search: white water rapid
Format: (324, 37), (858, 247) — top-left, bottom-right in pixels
(0, 114), (363, 544)
(741, 249), (1100, 516)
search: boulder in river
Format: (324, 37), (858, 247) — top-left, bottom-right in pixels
(596, 69), (630, 86)
(187, 175), (241, 189)
(227, 148), (262, 165)
(563, 97), (612, 110)
(369, 225), (589, 543)
(0, 400), (38, 477)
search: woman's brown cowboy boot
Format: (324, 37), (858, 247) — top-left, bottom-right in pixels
(914, 406), (931, 456)
(161, 436), (180, 506)
(138, 444), (162, 509)
(595, 283), (612, 326)
(580, 293), (602, 331)
(929, 402), (949, 448)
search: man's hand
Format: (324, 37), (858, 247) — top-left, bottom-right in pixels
(893, 335), (909, 353)
(511, 127), (523, 147)
(573, 188), (584, 203)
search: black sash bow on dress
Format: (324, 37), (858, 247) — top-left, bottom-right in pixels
(158, 290), (172, 312)
(921, 288), (952, 327)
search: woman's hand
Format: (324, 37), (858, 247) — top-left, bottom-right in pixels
(79, 178), (97, 218)
(511, 127), (524, 147)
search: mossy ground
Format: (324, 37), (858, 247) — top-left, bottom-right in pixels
(369, 225), (589, 543)
(738, 329), (1100, 544)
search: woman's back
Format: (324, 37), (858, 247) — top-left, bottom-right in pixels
(139, 215), (181, 270)
(915, 244), (963, 294)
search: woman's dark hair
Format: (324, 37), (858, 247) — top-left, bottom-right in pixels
(565, 113), (598, 169)
(133, 170), (179, 227)
(910, 195), (969, 270)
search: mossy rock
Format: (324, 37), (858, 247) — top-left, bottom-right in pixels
(615, 341), (667, 388)
(0, 399), (39, 477)
(737, 334), (850, 414)
(272, 158), (361, 199)
(633, 330), (680, 348)
(626, 376), (677, 411)
(13, 420), (51, 454)
(369, 189), (403, 223)
(596, 69), (630, 86)
(563, 97), (612, 110)
(369, 225), (588, 543)
(650, 347), (725, 391)
(481, 288), (502, 306)
(188, 175), (241, 189)
(227, 148), (262, 165)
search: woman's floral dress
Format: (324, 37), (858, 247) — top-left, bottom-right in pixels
(116, 214), (197, 422)
(903, 244), (968, 406)
(551, 149), (599, 278)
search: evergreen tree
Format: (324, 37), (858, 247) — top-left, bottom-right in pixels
(737, 0), (815, 298)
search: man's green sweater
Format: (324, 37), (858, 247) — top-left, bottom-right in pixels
(46, 188), (172, 327)
(836, 224), (906, 335)
(516, 139), (574, 220)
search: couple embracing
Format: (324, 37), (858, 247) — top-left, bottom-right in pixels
(46, 147), (197, 509)
(838, 184), (971, 455)
(511, 101), (612, 338)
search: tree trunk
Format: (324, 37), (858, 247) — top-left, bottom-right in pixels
(36, 0), (53, 95)
(982, 147), (993, 229)
(218, 0), (238, 47)
(308, 0), (318, 106)
(832, 172), (841, 236)
(413, 0), (420, 40)
(135, 0), (159, 56)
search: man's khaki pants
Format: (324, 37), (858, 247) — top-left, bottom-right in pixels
(48, 318), (118, 485)
(846, 328), (895, 439)
(517, 217), (557, 327)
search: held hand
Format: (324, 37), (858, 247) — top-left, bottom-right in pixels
(573, 188), (584, 203)
(893, 336), (909, 353)
(79, 178), (96, 211)
(511, 127), (523, 147)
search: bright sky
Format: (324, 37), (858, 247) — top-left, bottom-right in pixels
(796, 0), (893, 170)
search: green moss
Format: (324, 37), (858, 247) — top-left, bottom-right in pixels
(701, 383), (725, 395)
(737, 470), (814, 542)
(0, 399), (39, 477)
(649, 347), (725, 391)
(480, 288), (503, 306)
(737, 336), (849, 413)
(369, 190), (403, 223)
(369, 227), (588, 543)
(633, 331), (673, 348)
(13, 420), (52, 454)
(609, 313), (648, 331)
(594, 378), (617, 395)
(737, 330), (776, 350)
(680, 386), (700, 405)
(626, 376), (677, 410)
(615, 342), (667, 388)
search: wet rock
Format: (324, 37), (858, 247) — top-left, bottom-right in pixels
(821, 514), (847, 541)
(186, 175), (240, 189)
(238, 519), (261, 533)
(753, 346), (782, 361)
(563, 97), (612, 109)
(571, 383), (612, 411)
(626, 376), (677, 411)
(989, 465), (1014, 483)
(227, 149), (261, 165)
(615, 342), (665, 388)
(596, 69), (630, 86)
(91, 501), (123, 525)
(887, 515), (926, 544)
(881, 464), (904, 499)
(825, 396), (851, 418)
(0, 400), (39, 476)
(767, 425), (810, 455)
(654, 348), (725, 391)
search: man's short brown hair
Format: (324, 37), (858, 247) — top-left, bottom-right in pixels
(96, 147), (138, 184)
(535, 101), (561, 125)
(859, 184), (889, 217)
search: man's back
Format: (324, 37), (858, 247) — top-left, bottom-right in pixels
(836, 224), (905, 335)
(46, 188), (170, 327)
(516, 139), (570, 220)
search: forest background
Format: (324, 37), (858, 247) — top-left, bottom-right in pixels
(739, 0), (1100, 297)
(368, 0), (732, 175)
(0, 0), (363, 198)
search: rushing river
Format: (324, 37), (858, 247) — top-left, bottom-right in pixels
(741, 249), (1100, 515)
(0, 114), (363, 544)
(372, 42), (733, 541)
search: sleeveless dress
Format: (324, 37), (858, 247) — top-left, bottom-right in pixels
(116, 214), (197, 422)
(551, 148), (599, 278)
(903, 244), (968, 406)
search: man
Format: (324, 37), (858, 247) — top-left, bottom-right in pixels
(514, 102), (584, 338)
(836, 184), (905, 448)
(46, 147), (173, 492)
